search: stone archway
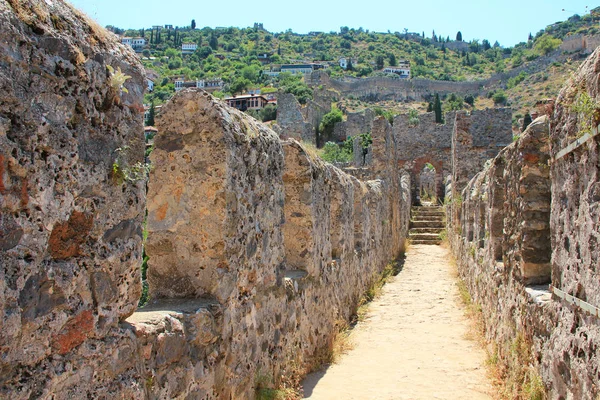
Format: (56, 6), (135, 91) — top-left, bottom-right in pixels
(411, 158), (445, 205)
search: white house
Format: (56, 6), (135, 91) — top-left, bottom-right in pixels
(181, 43), (198, 54)
(383, 66), (410, 78)
(175, 78), (224, 92)
(339, 57), (357, 70)
(121, 37), (146, 52)
(147, 78), (154, 92)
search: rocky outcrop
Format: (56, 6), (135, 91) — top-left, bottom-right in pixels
(0, 0), (145, 397)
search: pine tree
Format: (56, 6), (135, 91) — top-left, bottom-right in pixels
(433, 94), (443, 123)
(150, 30), (154, 44)
(427, 102), (433, 112)
(347, 59), (353, 71)
(456, 31), (462, 41)
(191, 19), (196, 30)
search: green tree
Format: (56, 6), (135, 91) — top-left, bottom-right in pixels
(433, 93), (443, 123)
(191, 19), (196, 30)
(319, 106), (343, 144)
(230, 77), (251, 94)
(388, 53), (397, 66)
(321, 141), (352, 163)
(534, 34), (562, 55)
(209, 35), (218, 50)
(492, 90), (507, 105)
(375, 55), (384, 70)
(522, 113), (532, 131)
(147, 100), (156, 126)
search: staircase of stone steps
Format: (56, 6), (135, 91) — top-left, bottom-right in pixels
(409, 206), (446, 245)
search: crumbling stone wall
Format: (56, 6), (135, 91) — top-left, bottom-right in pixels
(395, 111), (454, 202)
(560, 33), (600, 54)
(451, 109), (513, 198)
(545, 47), (600, 398)
(0, 0), (146, 397)
(0, 2), (413, 398)
(447, 45), (600, 399)
(447, 117), (555, 397)
(394, 108), (511, 204)
(141, 90), (410, 398)
(274, 92), (313, 142)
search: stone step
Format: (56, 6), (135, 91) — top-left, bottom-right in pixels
(411, 215), (445, 222)
(409, 227), (445, 234)
(410, 239), (442, 245)
(410, 220), (446, 229)
(412, 210), (446, 217)
(412, 207), (444, 212)
(408, 232), (443, 241)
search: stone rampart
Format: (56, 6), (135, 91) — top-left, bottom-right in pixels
(0, 0), (146, 396)
(0, 2), (412, 398)
(447, 45), (600, 399)
(141, 90), (410, 398)
(560, 33), (600, 54)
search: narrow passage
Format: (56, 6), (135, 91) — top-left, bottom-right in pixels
(302, 245), (494, 400)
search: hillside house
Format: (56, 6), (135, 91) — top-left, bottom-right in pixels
(174, 78), (224, 93)
(339, 57), (358, 70)
(257, 53), (272, 64)
(181, 43), (198, 54)
(121, 37), (146, 52)
(224, 94), (269, 111)
(264, 64), (319, 77)
(383, 60), (411, 78)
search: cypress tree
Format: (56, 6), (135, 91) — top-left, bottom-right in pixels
(433, 94), (443, 123)
(147, 100), (156, 127)
(456, 31), (462, 41)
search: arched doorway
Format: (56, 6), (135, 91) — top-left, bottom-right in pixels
(419, 163), (437, 204)
(410, 158), (445, 206)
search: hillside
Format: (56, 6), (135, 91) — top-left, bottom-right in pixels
(109, 9), (600, 130)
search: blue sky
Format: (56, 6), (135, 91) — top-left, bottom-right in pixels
(68, 0), (594, 47)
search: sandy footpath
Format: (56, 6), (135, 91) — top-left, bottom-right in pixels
(302, 245), (494, 400)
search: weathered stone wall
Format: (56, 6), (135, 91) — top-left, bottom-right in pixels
(274, 92), (313, 142)
(307, 53), (564, 102)
(451, 108), (513, 197)
(560, 33), (600, 54)
(0, 2), (412, 398)
(447, 45), (600, 399)
(394, 108), (511, 204)
(545, 47), (600, 398)
(140, 90), (411, 398)
(447, 117), (556, 397)
(0, 0), (146, 397)
(395, 111), (454, 202)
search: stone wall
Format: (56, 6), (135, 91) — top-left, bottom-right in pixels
(274, 92), (313, 142)
(0, 2), (413, 398)
(395, 108), (511, 204)
(447, 45), (600, 399)
(545, 47), (600, 398)
(0, 0), (146, 397)
(141, 90), (410, 398)
(560, 33), (600, 54)
(307, 52), (565, 102)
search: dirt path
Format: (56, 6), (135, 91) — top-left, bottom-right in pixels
(302, 245), (494, 400)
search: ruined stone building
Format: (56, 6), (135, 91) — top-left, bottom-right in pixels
(0, 1), (599, 399)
